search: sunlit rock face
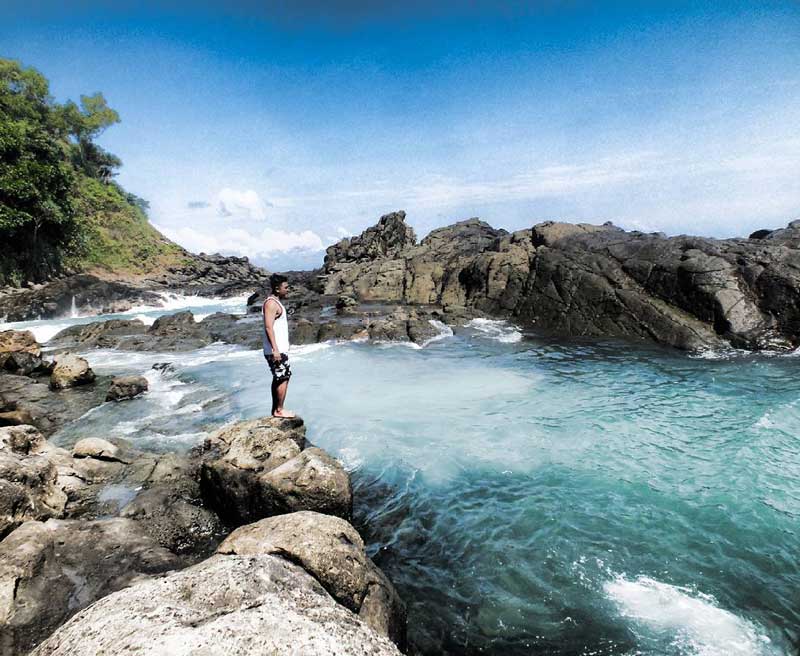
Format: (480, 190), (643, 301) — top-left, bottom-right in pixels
(323, 211), (800, 351)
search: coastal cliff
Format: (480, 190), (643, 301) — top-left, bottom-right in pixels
(323, 211), (800, 351)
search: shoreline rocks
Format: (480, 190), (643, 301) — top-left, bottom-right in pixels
(0, 414), (407, 655)
(321, 212), (800, 351)
(199, 417), (353, 524)
(29, 553), (402, 656)
(105, 375), (148, 401)
(49, 354), (95, 390)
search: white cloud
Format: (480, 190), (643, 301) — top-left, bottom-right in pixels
(217, 188), (271, 220)
(155, 223), (324, 258)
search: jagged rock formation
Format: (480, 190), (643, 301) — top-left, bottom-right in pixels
(322, 212), (800, 351)
(324, 211), (417, 269)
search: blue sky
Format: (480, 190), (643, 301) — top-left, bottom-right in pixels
(3, 1), (799, 270)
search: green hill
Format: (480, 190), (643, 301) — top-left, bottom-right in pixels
(0, 58), (190, 287)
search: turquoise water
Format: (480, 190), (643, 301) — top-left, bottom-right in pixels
(7, 302), (799, 655)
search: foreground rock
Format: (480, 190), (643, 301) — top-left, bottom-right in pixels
(105, 374), (148, 401)
(0, 426), (67, 538)
(0, 518), (179, 655)
(219, 511), (406, 648)
(0, 330), (41, 357)
(200, 416), (353, 524)
(30, 553), (401, 656)
(49, 354), (95, 390)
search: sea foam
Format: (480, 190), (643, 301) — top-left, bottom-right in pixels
(604, 575), (783, 656)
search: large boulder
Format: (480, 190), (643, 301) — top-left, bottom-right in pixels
(49, 354), (95, 390)
(0, 518), (179, 654)
(0, 430), (67, 538)
(105, 375), (148, 401)
(258, 447), (353, 518)
(219, 511), (406, 648)
(0, 330), (41, 357)
(200, 417), (352, 524)
(0, 373), (108, 436)
(29, 553), (401, 656)
(48, 319), (147, 350)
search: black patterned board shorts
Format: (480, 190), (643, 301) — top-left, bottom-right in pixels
(266, 352), (292, 383)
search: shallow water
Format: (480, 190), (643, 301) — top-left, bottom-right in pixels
(7, 300), (799, 655)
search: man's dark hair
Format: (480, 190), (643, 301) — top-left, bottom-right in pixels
(270, 273), (288, 292)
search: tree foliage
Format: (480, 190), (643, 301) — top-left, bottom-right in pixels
(0, 58), (125, 283)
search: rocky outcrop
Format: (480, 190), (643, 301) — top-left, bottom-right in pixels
(320, 211), (800, 351)
(144, 252), (271, 296)
(219, 511), (406, 648)
(199, 416), (353, 524)
(0, 372), (109, 435)
(0, 274), (160, 322)
(0, 253), (270, 322)
(0, 517), (179, 655)
(49, 354), (95, 390)
(29, 553), (401, 656)
(105, 375), (148, 401)
(324, 217), (507, 305)
(324, 211), (416, 269)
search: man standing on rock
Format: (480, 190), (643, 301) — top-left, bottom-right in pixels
(263, 273), (295, 418)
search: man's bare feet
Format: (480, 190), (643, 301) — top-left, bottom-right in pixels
(273, 409), (296, 418)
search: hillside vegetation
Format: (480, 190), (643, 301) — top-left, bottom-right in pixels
(0, 58), (189, 287)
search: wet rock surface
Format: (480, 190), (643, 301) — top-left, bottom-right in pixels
(0, 372), (109, 435)
(105, 374), (148, 401)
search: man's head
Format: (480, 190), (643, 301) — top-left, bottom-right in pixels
(270, 273), (289, 298)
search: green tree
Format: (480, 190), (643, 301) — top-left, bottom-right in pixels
(60, 93), (121, 178)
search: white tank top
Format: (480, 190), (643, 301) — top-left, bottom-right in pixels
(263, 296), (290, 355)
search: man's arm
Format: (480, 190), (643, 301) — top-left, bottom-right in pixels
(263, 299), (281, 359)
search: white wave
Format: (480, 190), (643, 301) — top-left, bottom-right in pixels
(130, 313), (157, 326)
(604, 575), (783, 656)
(0, 320), (76, 344)
(128, 291), (250, 315)
(465, 318), (523, 343)
(421, 320), (454, 347)
(289, 342), (335, 358)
